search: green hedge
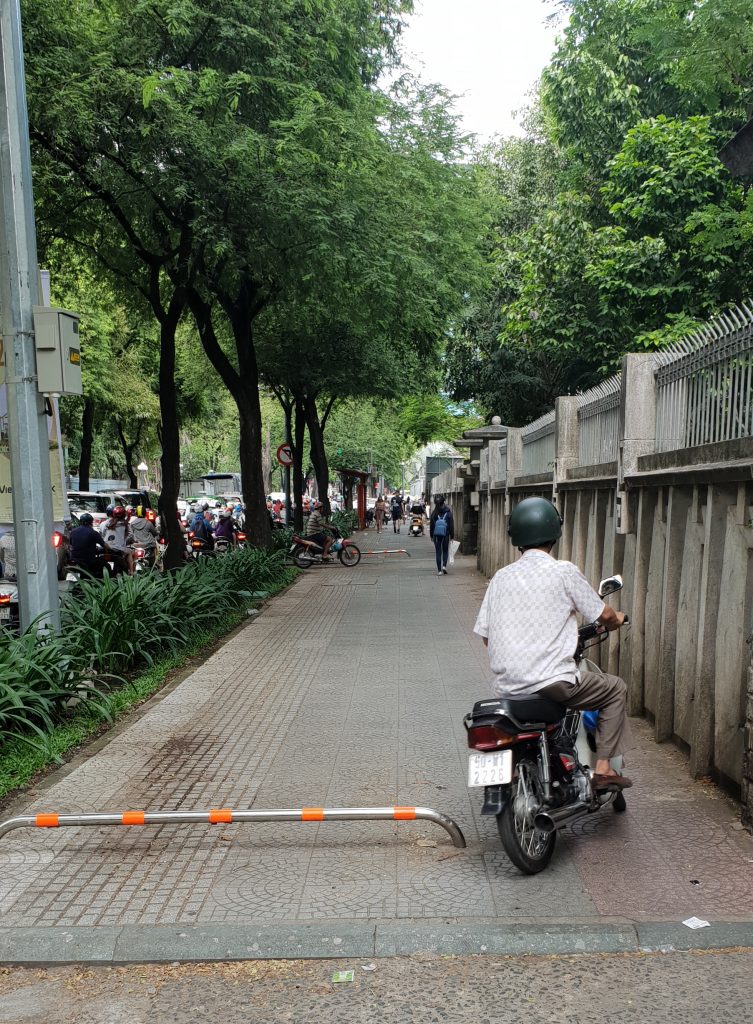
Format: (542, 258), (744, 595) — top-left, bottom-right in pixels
(0, 548), (296, 753)
(331, 509), (359, 537)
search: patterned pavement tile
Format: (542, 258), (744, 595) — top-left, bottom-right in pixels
(0, 528), (750, 929)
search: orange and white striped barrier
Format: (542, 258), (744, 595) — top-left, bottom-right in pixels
(0, 806), (466, 848)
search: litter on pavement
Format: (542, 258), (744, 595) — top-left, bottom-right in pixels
(682, 917), (711, 929)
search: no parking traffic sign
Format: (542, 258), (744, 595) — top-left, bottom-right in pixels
(276, 443), (294, 468)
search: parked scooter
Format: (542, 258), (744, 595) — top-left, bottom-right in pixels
(290, 525), (361, 568)
(464, 574), (628, 874)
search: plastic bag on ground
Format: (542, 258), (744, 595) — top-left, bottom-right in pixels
(448, 539), (460, 566)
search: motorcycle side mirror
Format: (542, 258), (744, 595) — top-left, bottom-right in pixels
(598, 574), (623, 598)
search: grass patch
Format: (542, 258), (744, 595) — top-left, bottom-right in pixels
(0, 571), (296, 804)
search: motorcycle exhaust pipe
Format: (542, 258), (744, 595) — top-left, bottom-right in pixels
(534, 800), (590, 834)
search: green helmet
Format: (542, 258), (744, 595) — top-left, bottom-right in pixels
(508, 497), (562, 549)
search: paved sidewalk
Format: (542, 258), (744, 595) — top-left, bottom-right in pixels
(0, 528), (752, 962)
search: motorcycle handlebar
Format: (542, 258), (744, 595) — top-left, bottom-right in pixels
(578, 614), (629, 641)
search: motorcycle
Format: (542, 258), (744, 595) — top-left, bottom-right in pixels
(133, 546), (158, 571)
(188, 535), (215, 560)
(0, 578), (19, 631)
(409, 514), (424, 537)
(464, 574), (628, 874)
(290, 525), (361, 568)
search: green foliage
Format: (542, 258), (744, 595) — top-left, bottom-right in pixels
(323, 399), (411, 480)
(449, 0), (753, 415)
(398, 394), (481, 446)
(330, 509), (359, 537)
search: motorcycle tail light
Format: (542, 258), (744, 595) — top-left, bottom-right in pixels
(52, 532), (63, 549)
(0, 594), (11, 605)
(146, 509), (156, 521)
(466, 725), (513, 751)
(559, 753), (575, 772)
(158, 538), (165, 545)
(191, 538), (203, 549)
(237, 532), (246, 542)
(134, 548), (145, 558)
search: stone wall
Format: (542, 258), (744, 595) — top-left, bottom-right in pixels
(431, 349), (753, 823)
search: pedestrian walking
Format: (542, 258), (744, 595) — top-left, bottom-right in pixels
(390, 494), (404, 533)
(374, 495), (386, 533)
(430, 494), (454, 576)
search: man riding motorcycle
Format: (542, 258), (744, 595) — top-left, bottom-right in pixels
(99, 506), (136, 575)
(473, 496), (632, 791)
(305, 500), (333, 560)
(70, 512), (109, 578)
(129, 505), (158, 563)
(214, 508), (239, 545)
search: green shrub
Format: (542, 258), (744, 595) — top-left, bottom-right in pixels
(331, 509), (359, 537)
(0, 625), (110, 746)
(271, 526), (294, 551)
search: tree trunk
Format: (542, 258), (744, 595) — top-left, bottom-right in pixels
(262, 420), (272, 494)
(78, 396), (94, 490)
(304, 394), (331, 516)
(187, 286), (271, 549)
(156, 296), (186, 571)
(293, 395), (306, 532)
(115, 420), (141, 489)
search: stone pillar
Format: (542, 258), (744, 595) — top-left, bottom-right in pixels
(553, 396), (579, 501)
(655, 485), (692, 743)
(616, 354), (657, 534)
(503, 427), (522, 511)
(690, 484), (735, 778)
(743, 664), (753, 828)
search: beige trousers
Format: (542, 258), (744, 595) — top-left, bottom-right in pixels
(538, 669), (632, 760)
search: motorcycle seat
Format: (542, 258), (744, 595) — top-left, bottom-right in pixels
(499, 696), (566, 725)
(470, 695), (565, 729)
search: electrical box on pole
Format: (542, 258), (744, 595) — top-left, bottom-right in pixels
(32, 307), (82, 395)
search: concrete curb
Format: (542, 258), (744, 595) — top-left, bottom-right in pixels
(1, 919), (752, 965)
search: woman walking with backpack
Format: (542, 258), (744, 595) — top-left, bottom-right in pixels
(430, 494), (454, 576)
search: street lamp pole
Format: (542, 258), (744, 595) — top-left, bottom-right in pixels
(0, 0), (59, 630)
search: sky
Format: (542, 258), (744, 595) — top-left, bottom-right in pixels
(399, 0), (562, 142)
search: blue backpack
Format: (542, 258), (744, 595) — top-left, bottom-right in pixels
(434, 511), (449, 537)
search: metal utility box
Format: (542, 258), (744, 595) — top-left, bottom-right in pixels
(33, 307), (82, 395)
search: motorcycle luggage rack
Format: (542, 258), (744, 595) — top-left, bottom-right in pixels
(0, 805), (466, 849)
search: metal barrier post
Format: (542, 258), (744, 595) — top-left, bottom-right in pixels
(0, 805), (466, 848)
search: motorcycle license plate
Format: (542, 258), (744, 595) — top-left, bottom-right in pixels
(467, 749), (512, 788)
(0, 606), (11, 620)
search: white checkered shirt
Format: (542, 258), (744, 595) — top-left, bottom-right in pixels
(473, 549), (605, 696)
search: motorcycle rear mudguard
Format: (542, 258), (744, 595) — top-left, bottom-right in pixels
(481, 784), (510, 816)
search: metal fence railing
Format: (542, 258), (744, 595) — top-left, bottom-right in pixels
(655, 304), (753, 452)
(577, 375), (622, 466)
(522, 411), (556, 475)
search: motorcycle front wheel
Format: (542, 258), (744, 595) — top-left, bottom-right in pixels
(338, 544), (361, 567)
(497, 758), (556, 874)
(292, 546), (314, 568)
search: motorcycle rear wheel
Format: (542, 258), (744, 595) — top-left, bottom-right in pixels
(497, 758), (556, 874)
(338, 544), (361, 567)
(292, 546), (314, 568)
